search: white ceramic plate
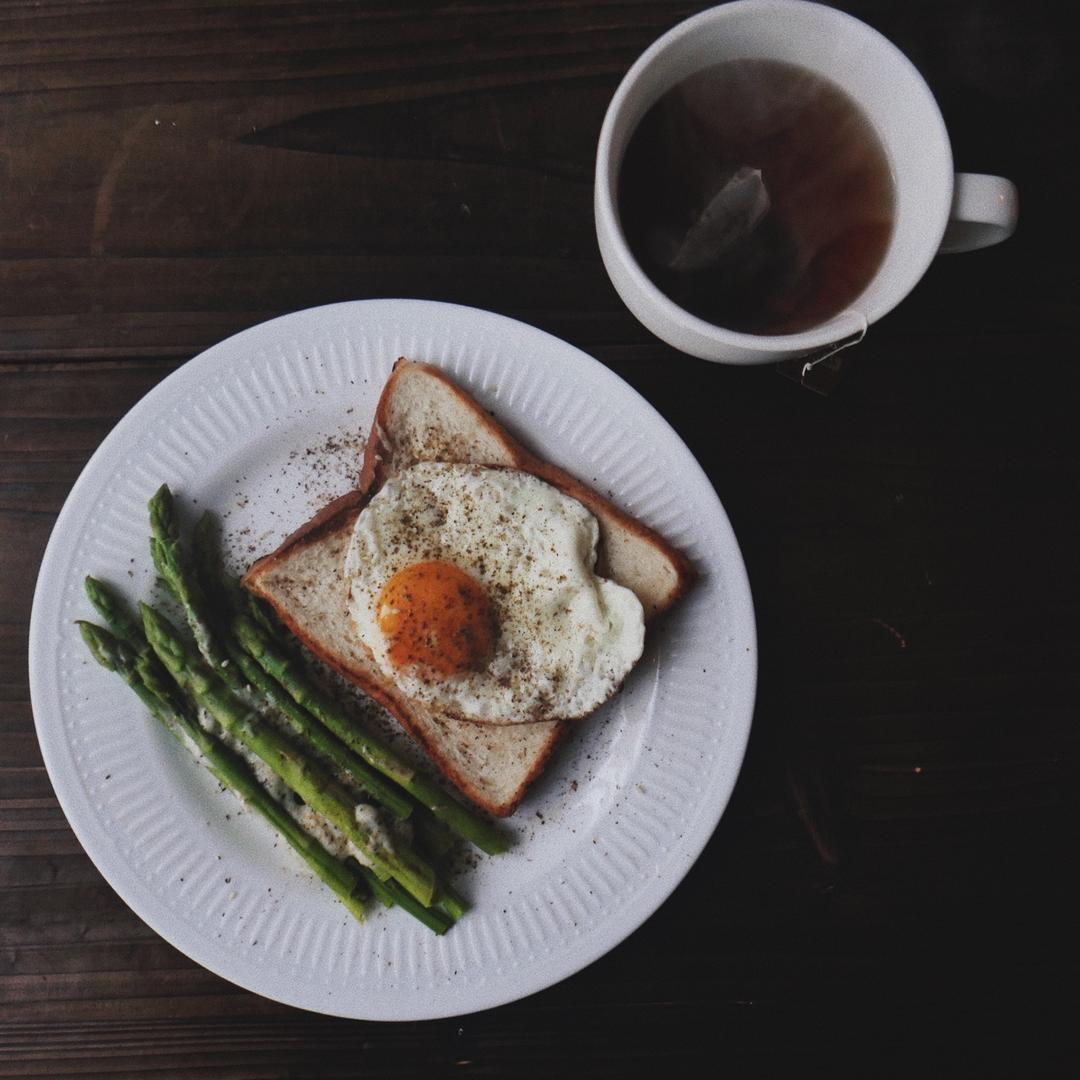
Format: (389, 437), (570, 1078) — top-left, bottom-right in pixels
(29, 300), (756, 1020)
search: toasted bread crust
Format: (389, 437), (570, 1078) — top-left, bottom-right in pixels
(360, 360), (696, 617)
(243, 359), (693, 816)
(390, 712), (566, 819)
(245, 489), (367, 578)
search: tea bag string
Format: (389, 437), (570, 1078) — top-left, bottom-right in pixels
(799, 314), (868, 379)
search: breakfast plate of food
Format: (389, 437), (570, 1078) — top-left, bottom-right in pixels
(29, 299), (756, 1019)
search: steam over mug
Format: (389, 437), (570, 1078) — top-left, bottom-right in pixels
(594, 0), (1019, 365)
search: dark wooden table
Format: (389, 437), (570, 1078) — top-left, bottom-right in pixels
(2, 1), (1076, 1075)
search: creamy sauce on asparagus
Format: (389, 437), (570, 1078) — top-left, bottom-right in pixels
(197, 707), (292, 803)
(354, 802), (396, 859)
(195, 710), (401, 872)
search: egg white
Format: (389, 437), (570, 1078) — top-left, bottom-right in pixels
(344, 462), (645, 724)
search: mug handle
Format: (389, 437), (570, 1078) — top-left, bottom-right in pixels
(939, 173), (1019, 254)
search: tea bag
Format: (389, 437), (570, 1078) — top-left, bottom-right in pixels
(649, 165), (771, 273)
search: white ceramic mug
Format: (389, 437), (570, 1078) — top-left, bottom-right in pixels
(594, 0), (1019, 365)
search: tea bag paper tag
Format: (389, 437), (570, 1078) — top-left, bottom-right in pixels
(650, 166), (771, 273)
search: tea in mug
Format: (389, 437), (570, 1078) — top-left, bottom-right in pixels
(617, 59), (895, 335)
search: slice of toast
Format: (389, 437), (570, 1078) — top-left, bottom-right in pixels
(243, 360), (694, 816)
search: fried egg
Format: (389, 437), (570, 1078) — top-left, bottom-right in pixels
(344, 462), (645, 724)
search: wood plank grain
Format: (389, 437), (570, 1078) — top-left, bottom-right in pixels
(1, 0), (1078, 1073)
(1, 0), (1068, 363)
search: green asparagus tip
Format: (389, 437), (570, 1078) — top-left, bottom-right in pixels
(83, 575), (148, 650)
(84, 575), (115, 615)
(139, 602), (176, 657)
(148, 484), (179, 543)
(77, 620), (116, 671)
(84, 576), (108, 618)
(134, 648), (177, 704)
(78, 620), (140, 680)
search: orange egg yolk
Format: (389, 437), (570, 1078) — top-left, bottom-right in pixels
(377, 560), (497, 676)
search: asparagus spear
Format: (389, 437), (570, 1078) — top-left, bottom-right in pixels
(214, 614), (454, 857)
(84, 575), (146, 650)
(77, 620), (369, 924)
(434, 881), (470, 922)
(151, 489), (414, 821)
(350, 861), (452, 933)
(378, 876), (454, 935)
(140, 602), (439, 907)
(149, 484), (228, 671)
(231, 614), (511, 855)
(224, 637), (415, 820)
(83, 579), (452, 932)
(85, 575), (183, 710)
